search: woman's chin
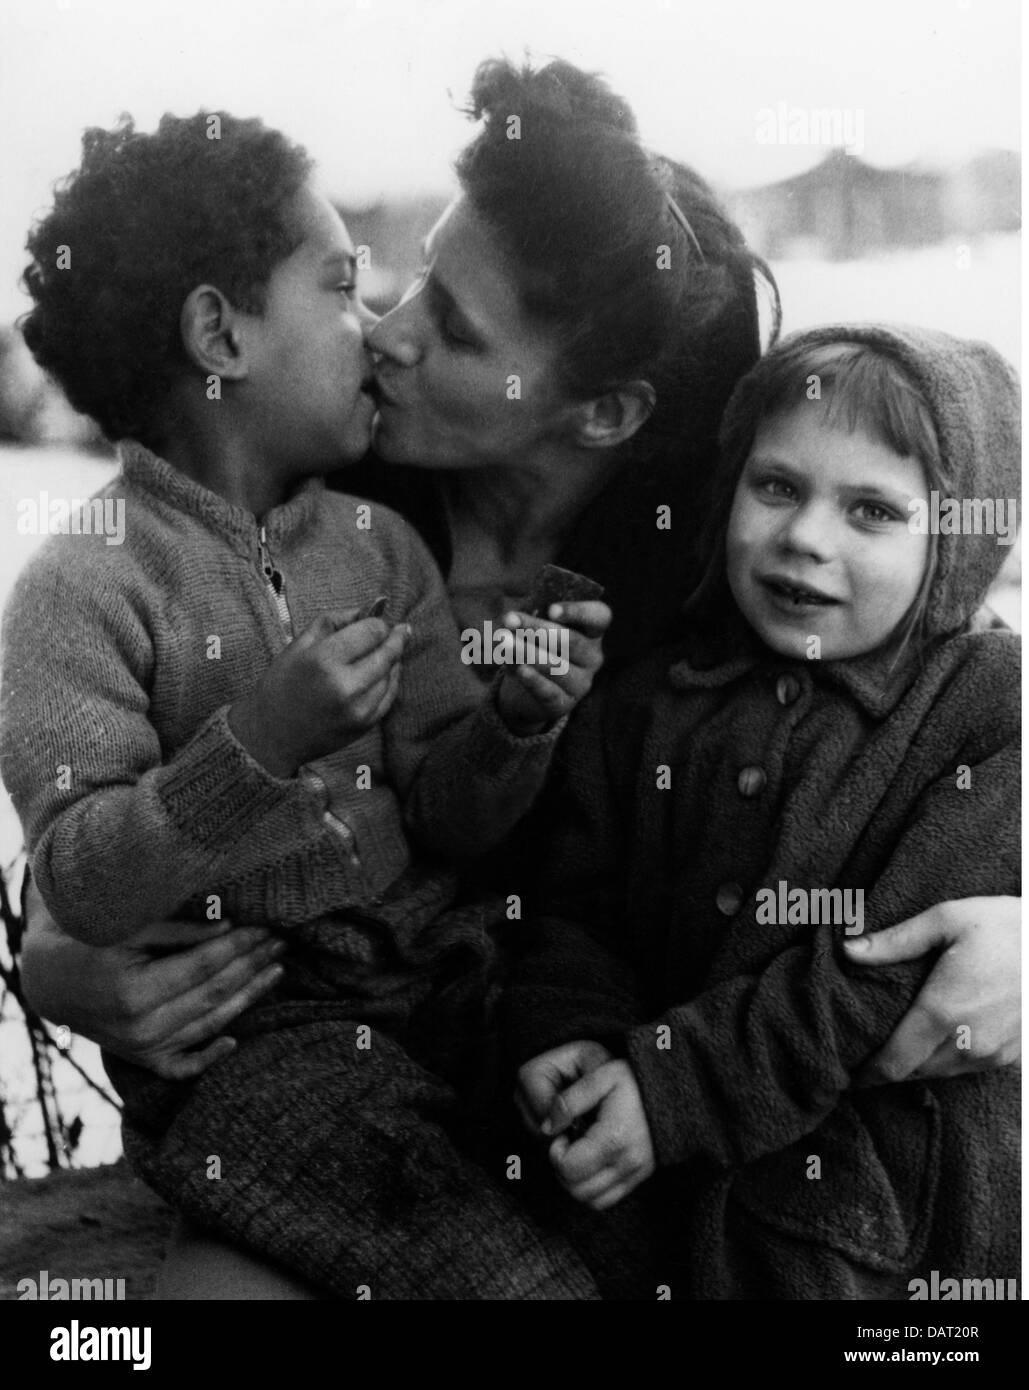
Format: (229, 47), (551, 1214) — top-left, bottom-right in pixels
(372, 420), (450, 470)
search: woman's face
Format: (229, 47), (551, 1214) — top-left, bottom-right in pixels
(366, 197), (578, 470)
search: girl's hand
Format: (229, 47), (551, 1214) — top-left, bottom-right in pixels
(20, 879), (286, 1080)
(845, 896), (1021, 1084)
(496, 600), (611, 734)
(515, 1039), (613, 1136)
(545, 1058), (656, 1211)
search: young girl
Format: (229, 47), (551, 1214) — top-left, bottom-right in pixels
(507, 324), (1020, 1299)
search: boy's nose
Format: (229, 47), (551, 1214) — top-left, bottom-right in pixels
(357, 298), (380, 334)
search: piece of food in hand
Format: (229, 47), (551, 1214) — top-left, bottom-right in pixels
(524, 564), (605, 618)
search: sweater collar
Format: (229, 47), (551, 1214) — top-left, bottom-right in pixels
(667, 608), (925, 719)
(118, 441), (326, 555)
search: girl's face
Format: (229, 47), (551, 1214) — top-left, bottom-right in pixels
(366, 197), (579, 471)
(726, 401), (930, 662)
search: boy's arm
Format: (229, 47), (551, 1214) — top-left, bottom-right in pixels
(622, 713), (1020, 1173)
(379, 520), (570, 857)
(1, 559), (310, 945)
(501, 678), (649, 1060)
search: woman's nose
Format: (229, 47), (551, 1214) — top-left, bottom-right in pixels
(365, 300), (421, 368)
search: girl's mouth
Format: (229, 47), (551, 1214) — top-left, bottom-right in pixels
(761, 577), (841, 608)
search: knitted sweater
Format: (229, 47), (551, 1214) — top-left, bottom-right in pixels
(0, 443), (563, 946)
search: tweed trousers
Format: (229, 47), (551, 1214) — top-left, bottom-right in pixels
(106, 886), (606, 1300)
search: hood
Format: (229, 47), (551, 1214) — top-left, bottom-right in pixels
(717, 322), (1021, 639)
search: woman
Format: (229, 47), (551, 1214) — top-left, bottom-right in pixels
(20, 58), (1019, 1296)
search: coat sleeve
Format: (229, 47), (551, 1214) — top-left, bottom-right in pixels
(625, 663), (1021, 1172)
(502, 680), (648, 1065)
(379, 515), (566, 859)
(0, 555), (312, 945)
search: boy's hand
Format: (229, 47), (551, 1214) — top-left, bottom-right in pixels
(496, 600), (611, 735)
(546, 1059), (656, 1211)
(229, 608), (408, 777)
(516, 1039), (614, 1136)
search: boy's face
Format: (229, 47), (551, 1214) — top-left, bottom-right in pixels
(726, 401), (930, 662)
(239, 182), (377, 474)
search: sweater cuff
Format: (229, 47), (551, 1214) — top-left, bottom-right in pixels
(159, 705), (304, 852)
(624, 1022), (701, 1170)
(464, 678), (568, 776)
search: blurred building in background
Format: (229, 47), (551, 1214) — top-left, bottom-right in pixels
(727, 148), (1019, 260)
(0, 149), (1018, 448)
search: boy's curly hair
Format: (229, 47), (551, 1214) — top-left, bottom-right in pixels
(20, 112), (314, 444)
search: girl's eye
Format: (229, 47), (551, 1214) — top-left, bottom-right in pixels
(753, 474), (796, 501)
(336, 280), (358, 299)
(854, 501), (899, 524)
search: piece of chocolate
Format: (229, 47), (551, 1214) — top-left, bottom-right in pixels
(525, 563), (605, 618)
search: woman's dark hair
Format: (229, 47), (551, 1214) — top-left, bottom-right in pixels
(454, 58), (781, 467)
(20, 112), (314, 444)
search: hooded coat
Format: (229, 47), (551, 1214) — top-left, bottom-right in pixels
(504, 325), (1021, 1299)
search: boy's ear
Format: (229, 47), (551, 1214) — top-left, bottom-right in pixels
(570, 380), (657, 451)
(179, 285), (248, 380)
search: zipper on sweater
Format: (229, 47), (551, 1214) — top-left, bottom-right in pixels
(258, 530), (361, 872)
(258, 526), (294, 636)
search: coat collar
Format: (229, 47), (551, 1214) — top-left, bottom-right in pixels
(666, 608), (926, 719)
(119, 441), (326, 558)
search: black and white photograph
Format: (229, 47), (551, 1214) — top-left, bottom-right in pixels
(0, 0), (1021, 1350)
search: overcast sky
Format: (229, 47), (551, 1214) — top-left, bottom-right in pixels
(0, 0), (1020, 321)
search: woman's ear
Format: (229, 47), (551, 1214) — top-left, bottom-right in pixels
(572, 380), (657, 451)
(179, 285), (248, 380)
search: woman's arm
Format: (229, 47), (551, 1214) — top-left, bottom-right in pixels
(20, 879), (286, 1080)
(845, 895), (1020, 1083)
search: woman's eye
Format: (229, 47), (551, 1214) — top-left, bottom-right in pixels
(336, 280), (358, 299)
(442, 314), (474, 348)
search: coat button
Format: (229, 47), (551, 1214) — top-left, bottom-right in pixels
(775, 674), (801, 705)
(716, 881), (744, 916)
(737, 765), (767, 797)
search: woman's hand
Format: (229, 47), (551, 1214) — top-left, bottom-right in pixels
(845, 896), (1020, 1084)
(496, 599), (611, 734)
(20, 879), (286, 1080)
